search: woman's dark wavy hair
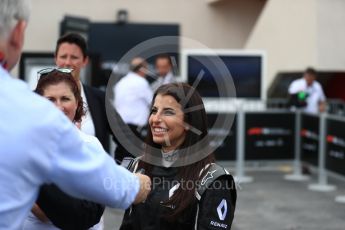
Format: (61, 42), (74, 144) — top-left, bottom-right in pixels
(34, 70), (85, 123)
(139, 82), (215, 220)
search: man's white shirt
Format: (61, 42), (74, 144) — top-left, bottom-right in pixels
(288, 78), (326, 114)
(0, 66), (139, 229)
(80, 84), (96, 136)
(114, 72), (153, 127)
(151, 71), (175, 92)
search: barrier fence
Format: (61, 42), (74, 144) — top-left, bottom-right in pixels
(209, 107), (345, 202)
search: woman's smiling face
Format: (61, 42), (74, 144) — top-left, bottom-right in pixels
(43, 82), (78, 122)
(149, 94), (187, 152)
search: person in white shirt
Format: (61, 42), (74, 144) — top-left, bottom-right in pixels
(0, 1), (151, 229)
(151, 54), (176, 92)
(113, 57), (153, 161)
(288, 67), (326, 114)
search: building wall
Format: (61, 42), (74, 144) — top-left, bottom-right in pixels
(14, 0), (345, 96)
(317, 0), (345, 71)
(246, 0), (345, 92)
(14, 0), (265, 77)
(245, 0), (318, 89)
(24, 0), (265, 51)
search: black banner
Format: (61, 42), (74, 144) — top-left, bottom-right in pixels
(245, 112), (295, 160)
(326, 118), (345, 176)
(300, 114), (319, 166)
(207, 113), (236, 161)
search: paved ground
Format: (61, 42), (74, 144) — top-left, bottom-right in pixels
(103, 166), (345, 230)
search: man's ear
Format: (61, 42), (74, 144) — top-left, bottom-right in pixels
(9, 20), (27, 50)
(82, 56), (89, 68)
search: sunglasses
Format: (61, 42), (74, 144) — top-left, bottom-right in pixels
(37, 67), (74, 79)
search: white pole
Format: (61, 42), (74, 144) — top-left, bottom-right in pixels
(235, 106), (253, 183)
(285, 110), (310, 181)
(309, 113), (336, 192)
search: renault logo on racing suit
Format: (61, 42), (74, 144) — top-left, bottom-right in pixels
(217, 199), (227, 221)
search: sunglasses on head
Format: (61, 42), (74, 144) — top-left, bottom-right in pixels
(37, 67), (74, 79)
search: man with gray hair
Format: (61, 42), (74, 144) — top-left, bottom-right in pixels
(0, 0), (151, 228)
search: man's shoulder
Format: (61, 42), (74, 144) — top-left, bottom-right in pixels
(165, 72), (176, 83)
(83, 84), (105, 97)
(291, 78), (305, 85)
(0, 75), (72, 147)
(78, 129), (104, 151)
(313, 81), (323, 89)
(288, 78), (305, 94)
(24, 94), (69, 132)
(1, 75), (51, 111)
(119, 73), (150, 89)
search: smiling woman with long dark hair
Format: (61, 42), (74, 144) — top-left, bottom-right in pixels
(120, 82), (236, 230)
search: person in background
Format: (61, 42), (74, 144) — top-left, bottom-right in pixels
(151, 54), (176, 92)
(113, 57), (153, 162)
(120, 83), (237, 230)
(288, 67), (326, 175)
(22, 69), (104, 230)
(0, 1), (151, 228)
(55, 33), (112, 153)
(288, 67), (326, 114)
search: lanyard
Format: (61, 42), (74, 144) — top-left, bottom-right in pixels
(0, 51), (8, 69)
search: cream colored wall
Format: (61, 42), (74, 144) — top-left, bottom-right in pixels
(317, 0), (345, 71)
(246, 0), (345, 90)
(24, 0), (264, 51)
(245, 0), (318, 88)
(13, 0), (265, 77)
(14, 0), (345, 94)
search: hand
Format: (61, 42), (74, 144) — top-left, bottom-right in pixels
(319, 101), (326, 113)
(31, 203), (49, 222)
(133, 173), (151, 204)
